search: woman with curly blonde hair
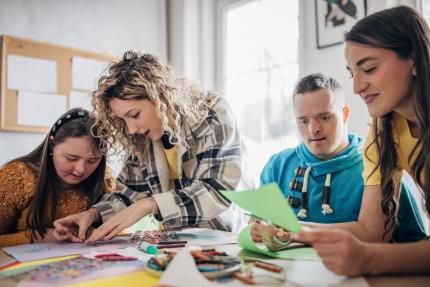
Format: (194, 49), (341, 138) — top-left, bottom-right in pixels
(54, 51), (243, 242)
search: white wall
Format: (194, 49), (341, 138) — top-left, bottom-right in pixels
(0, 0), (166, 167)
(167, 0), (216, 90)
(299, 0), (388, 138)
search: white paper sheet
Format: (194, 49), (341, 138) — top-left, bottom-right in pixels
(8, 54), (57, 93)
(178, 228), (237, 246)
(69, 90), (93, 111)
(159, 248), (223, 287)
(219, 244), (370, 287)
(2, 239), (134, 262)
(72, 56), (109, 91)
(17, 91), (67, 127)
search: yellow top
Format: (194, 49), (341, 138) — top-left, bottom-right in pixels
(162, 146), (179, 190)
(363, 113), (419, 185)
(0, 161), (115, 247)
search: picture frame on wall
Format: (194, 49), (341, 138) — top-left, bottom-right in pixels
(315, 0), (367, 49)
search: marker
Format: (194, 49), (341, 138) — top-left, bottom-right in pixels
(157, 240), (188, 245)
(156, 243), (186, 249)
(138, 240), (158, 254)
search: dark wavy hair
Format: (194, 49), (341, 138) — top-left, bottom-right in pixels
(9, 108), (107, 241)
(345, 6), (430, 239)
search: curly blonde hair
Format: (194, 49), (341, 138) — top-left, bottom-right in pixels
(92, 51), (218, 164)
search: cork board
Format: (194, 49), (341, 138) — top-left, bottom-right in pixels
(0, 35), (118, 133)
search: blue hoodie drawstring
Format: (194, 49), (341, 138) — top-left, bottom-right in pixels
(322, 173), (333, 215)
(290, 166), (334, 219)
(297, 166), (311, 219)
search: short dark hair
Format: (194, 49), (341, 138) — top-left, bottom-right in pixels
(293, 73), (344, 107)
(293, 73), (342, 95)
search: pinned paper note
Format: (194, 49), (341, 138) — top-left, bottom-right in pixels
(69, 90), (93, 111)
(8, 54), (57, 93)
(17, 91), (67, 127)
(72, 56), (109, 91)
(237, 225), (319, 261)
(220, 183), (301, 233)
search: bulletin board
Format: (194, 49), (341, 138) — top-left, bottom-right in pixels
(0, 35), (118, 133)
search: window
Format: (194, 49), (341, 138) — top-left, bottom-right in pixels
(218, 0), (300, 185)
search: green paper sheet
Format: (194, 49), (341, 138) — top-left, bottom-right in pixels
(220, 183), (301, 233)
(238, 225), (320, 261)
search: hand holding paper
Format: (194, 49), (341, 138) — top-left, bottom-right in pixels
(220, 183), (319, 261)
(220, 183), (301, 233)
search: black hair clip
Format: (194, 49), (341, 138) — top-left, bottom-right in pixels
(141, 54), (156, 63)
(126, 59), (135, 68)
(51, 110), (89, 136)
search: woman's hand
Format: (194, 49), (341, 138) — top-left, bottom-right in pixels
(53, 208), (100, 242)
(296, 228), (372, 276)
(85, 198), (154, 243)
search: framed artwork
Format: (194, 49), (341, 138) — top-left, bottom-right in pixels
(315, 0), (367, 49)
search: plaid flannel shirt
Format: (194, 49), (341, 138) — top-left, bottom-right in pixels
(93, 97), (243, 231)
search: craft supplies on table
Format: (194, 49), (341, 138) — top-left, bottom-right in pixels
(146, 249), (243, 279)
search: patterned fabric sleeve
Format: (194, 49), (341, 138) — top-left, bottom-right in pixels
(0, 161), (36, 247)
(93, 159), (148, 222)
(153, 99), (242, 227)
(94, 98), (243, 227)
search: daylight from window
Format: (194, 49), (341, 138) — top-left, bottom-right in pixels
(223, 0), (300, 185)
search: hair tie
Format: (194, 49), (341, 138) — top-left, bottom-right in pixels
(51, 110), (89, 136)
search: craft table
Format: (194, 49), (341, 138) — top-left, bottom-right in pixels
(1, 241), (429, 286)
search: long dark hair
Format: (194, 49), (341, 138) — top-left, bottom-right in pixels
(10, 108), (107, 240)
(345, 6), (430, 238)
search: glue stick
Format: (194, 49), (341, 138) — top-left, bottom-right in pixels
(138, 241), (158, 254)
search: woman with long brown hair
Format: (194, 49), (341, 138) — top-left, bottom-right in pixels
(297, 6), (430, 275)
(0, 108), (114, 247)
(54, 51), (244, 242)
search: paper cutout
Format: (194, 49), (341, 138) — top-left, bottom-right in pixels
(220, 183), (301, 233)
(238, 225), (320, 261)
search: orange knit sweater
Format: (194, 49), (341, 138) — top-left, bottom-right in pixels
(0, 161), (115, 247)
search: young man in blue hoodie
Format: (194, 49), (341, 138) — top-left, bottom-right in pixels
(252, 73), (426, 249)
